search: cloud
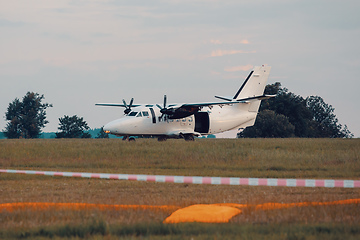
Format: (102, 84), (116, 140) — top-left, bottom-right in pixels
(209, 39), (249, 45)
(210, 50), (255, 57)
(210, 39), (222, 45)
(210, 70), (221, 75)
(0, 18), (26, 27)
(224, 64), (253, 72)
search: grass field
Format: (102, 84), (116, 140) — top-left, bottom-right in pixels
(1, 138), (360, 239)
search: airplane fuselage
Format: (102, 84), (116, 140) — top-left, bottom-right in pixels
(103, 103), (257, 138)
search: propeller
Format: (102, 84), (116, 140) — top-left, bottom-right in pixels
(123, 98), (134, 115)
(156, 95), (174, 121)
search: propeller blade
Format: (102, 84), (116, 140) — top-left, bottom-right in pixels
(122, 98), (135, 115)
(122, 99), (127, 108)
(157, 95), (170, 121)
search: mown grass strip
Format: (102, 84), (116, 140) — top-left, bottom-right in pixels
(2, 221), (360, 240)
(1, 138), (359, 179)
(0, 202), (179, 213)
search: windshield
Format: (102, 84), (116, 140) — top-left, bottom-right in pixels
(128, 111), (138, 116)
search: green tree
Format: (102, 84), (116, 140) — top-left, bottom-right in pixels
(239, 110), (295, 138)
(56, 115), (91, 138)
(96, 126), (109, 139)
(4, 92), (52, 139)
(260, 83), (313, 137)
(306, 96), (353, 138)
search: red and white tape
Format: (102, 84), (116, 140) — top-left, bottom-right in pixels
(1, 169), (360, 188)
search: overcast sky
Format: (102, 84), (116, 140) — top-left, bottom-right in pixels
(1, 0), (359, 137)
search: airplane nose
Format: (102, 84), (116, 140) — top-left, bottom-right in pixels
(103, 118), (128, 135)
(103, 117), (142, 135)
(103, 122), (115, 134)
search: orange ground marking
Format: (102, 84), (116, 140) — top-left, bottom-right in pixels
(1, 199), (359, 224)
(163, 204), (242, 224)
(164, 199), (360, 223)
(255, 198), (360, 211)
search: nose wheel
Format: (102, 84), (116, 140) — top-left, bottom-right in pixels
(122, 136), (136, 141)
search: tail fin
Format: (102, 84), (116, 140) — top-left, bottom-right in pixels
(233, 65), (271, 100)
(233, 65), (274, 113)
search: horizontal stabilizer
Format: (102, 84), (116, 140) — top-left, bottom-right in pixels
(236, 94), (276, 102)
(214, 96), (233, 101)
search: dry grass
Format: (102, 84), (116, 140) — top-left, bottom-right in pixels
(0, 138), (360, 239)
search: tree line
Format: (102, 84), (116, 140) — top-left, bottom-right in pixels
(2, 86), (354, 139)
(3, 92), (108, 139)
(238, 82), (353, 138)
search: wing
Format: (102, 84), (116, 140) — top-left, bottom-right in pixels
(95, 94), (275, 119)
(162, 94), (275, 119)
(95, 103), (141, 107)
(184, 94), (275, 107)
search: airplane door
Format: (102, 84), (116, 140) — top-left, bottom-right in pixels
(194, 112), (209, 134)
(149, 108), (156, 124)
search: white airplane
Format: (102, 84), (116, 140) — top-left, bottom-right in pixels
(96, 65), (273, 141)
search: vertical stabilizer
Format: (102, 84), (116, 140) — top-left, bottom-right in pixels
(234, 65), (271, 100)
(234, 65), (271, 112)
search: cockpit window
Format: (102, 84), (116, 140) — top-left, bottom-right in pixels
(136, 112), (142, 117)
(128, 112), (138, 116)
(142, 111), (149, 117)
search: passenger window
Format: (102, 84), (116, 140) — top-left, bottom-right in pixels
(182, 118), (186, 122)
(128, 112), (138, 116)
(136, 112), (142, 117)
(189, 117), (193, 122)
(142, 111), (149, 117)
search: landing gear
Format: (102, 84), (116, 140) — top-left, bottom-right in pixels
(122, 136), (136, 141)
(158, 136), (168, 141)
(184, 135), (195, 141)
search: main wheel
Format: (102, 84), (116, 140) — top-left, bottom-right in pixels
(184, 135), (195, 141)
(128, 137), (136, 142)
(158, 136), (167, 141)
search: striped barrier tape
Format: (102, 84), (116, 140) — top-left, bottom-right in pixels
(1, 169), (360, 188)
